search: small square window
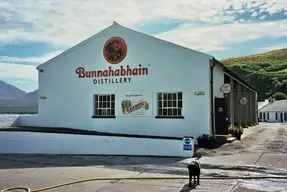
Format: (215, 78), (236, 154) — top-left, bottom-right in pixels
(163, 101), (168, 107)
(168, 93), (172, 100)
(158, 93), (162, 101)
(163, 94), (167, 100)
(94, 94), (115, 117)
(158, 100), (162, 108)
(163, 109), (168, 115)
(156, 92), (183, 118)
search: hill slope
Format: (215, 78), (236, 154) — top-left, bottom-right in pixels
(0, 80), (27, 99)
(220, 48), (287, 101)
(0, 81), (38, 114)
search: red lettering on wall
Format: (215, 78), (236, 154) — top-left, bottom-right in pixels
(75, 64), (149, 78)
(120, 66), (126, 76)
(75, 67), (85, 78)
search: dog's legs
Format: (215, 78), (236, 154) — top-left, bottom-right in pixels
(197, 174), (200, 185)
(188, 173), (192, 187)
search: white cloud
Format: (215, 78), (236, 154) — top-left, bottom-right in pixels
(0, 51), (63, 64)
(260, 15), (267, 19)
(0, 0), (286, 48)
(0, 63), (37, 81)
(251, 12), (259, 17)
(238, 9), (246, 14)
(155, 19), (287, 52)
(256, 43), (287, 53)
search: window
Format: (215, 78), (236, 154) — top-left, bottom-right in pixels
(156, 92), (183, 118)
(93, 94), (115, 118)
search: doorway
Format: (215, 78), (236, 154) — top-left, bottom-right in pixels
(215, 97), (228, 135)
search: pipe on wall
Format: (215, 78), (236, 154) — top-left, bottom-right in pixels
(210, 58), (216, 140)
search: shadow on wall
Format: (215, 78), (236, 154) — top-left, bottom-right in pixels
(12, 116), (20, 127)
(0, 115), (21, 128)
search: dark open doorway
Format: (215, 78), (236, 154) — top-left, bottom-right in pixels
(215, 97), (229, 135)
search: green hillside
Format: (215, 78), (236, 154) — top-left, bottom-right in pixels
(220, 48), (287, 101)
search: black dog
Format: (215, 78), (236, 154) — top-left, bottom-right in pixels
(187, 156), (201, 188)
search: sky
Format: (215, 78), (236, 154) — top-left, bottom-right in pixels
(0, 0), (286, 93)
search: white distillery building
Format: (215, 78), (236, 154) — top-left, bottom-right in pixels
(18, 22), (259, 143)
(259, 99), (287, 123)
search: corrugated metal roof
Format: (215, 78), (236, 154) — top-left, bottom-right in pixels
(259, 100), (287, 112)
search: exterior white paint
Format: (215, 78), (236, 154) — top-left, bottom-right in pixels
(0, 131), (193, 157)
(20, 23), (215, 142)
(258, 99), (270, 111)
(213, 64), (225, 99)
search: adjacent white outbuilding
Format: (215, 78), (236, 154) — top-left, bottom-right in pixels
(259, 99), (287, 123)
(17, 22), (258, 147)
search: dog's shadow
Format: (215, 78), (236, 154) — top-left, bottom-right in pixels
(180, 183), (198, 192)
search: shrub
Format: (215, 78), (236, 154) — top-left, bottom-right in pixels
(228, 125), (243, 140)
(196, 134), (215, 148)
(228, 125), (243, 135)
(273, 92), (287, 100)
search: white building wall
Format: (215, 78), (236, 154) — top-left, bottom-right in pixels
(259, 111), (287, 122)
(213, 64), (225, 99)
(20, 24), (213, 140)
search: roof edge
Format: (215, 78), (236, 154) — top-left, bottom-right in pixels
(36, 22), (214, 70)
(119, 24), (214, 60)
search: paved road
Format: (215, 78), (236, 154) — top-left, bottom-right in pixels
(1, 123), (287, 191)
(203, 122), (287, 170)
(213, 122), (287, 155)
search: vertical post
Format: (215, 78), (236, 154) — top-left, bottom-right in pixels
(255, 92), (258, 125)
(233, 82), (238, 125)
(237, 83), (242, 127)
(240, 86), (246, 127)
(247, 90), (251, 126)
(245, 88), (248, 127)
(250, 91), (254, 125)
(243, 87), (249, 127)
(229, 79), (234, 126)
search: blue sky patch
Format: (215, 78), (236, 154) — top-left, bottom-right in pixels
(0, 42), (66, 57)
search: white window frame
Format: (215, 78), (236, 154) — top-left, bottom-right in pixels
(93, 94), (115, 117)
(157, 92), (183, 117)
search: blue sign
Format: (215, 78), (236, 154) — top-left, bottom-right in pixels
(183, 144), (192, 151)
(183, 138), (191, 145)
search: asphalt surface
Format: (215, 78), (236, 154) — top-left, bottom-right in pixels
(1, 123), (287, 191)
(212, 122), (287, 155)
